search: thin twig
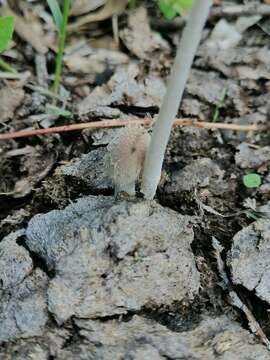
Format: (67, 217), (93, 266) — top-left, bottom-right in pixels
(0, 118), (265, 141)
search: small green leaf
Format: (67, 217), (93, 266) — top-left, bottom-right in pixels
(158, 0), (193, 19)
(159, 0), (178, 19)
(243, 173), (262, 189)
(0, 16), (15, 53)
(245, 210), (259, 220)
(47, 0), (63, 32)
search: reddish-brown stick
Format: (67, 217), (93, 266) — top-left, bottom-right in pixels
(0, 118), (265, 140)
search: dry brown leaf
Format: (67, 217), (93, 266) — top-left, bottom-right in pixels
(70, 0), (106, 16)
(77, 64), (166, 116)
(64, 46), (129, 74)
(120, 7), (170, 60)
(68, 0), (128, 32)
(0, 85), (25, 123)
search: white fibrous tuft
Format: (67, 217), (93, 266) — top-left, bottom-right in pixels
(105, 125), (150, 196)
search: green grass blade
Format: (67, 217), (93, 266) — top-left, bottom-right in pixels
(52, 0), (70, 95)
(0, 57), (17, 73)
(128, 0), (137, 11)
(47, 0), (63, 32)
(0, 16), (14, 53)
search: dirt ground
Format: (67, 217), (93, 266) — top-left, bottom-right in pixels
(1, 0), (270, 359)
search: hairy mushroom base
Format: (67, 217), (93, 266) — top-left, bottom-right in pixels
(105, 125), (150, 196)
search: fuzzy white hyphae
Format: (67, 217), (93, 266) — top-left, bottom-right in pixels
(106, 125), (150, 196)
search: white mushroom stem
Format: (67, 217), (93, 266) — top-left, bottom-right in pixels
(142, 0), (213, 200)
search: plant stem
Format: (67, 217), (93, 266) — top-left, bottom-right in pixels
(0, 57), (17, 74)
(52, 0), (70, 95)
(212, 87), (227, 122)
(128, 0), (136, 11)
(141, 0), (212, 200)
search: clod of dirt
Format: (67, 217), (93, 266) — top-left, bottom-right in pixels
(120, 7), (169, 61)
(258, 200), (270, 217)
(2, 314), (269, 359)
(0, 86), (25, 123)
(1, 342), (49, 360)
(186, 70), (247, 116)
(165, 127), (216, 167)
(62, 148), (113, 191)
(165, 158), (224, 193)
(0, 230), (32, 290)
(91, 127), (123, 146)
(206, 16), (261, 51)
(0, 144), (56, 198)
(26, 196), (200, 324)
(56, 315), (270, 359)
(77, 64), (166, 116)
(228, 219), (270, 304)
(0, 208), (30, 237)
(181, 97), (205, 118)
(0, 269), (48, 342)
(64, 47), (129, 74)
(197, 46), (270, 80)
(0, 326), (69, 359)
(259, 178), (270, 200)
(207, 19), (242, 50)
(235, 143), (270, 169)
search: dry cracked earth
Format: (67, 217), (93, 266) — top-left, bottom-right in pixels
(1, 0), (270, 359)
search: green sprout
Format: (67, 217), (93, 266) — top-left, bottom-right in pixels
(0, 16), (17, 73)
(47, 0), (70, 95)
(243, 173), (262, 189)
(128, 0), (137, 11)
(212, 87), (227, 122)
